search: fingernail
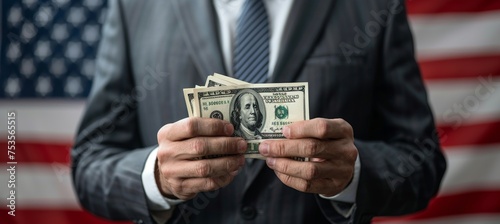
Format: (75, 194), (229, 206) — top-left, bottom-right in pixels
(283, 126), (291, 138)
(238, 140), (248, 153)
(259, 143), (269, 156)
(266, 158), (275, 167)
(225, 123), (233, 135)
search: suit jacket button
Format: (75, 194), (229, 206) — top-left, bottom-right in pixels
(241, 206), (257, 220)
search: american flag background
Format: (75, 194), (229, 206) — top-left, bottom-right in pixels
(0, 0), (499, 223)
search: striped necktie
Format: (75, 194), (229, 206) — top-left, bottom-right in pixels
(233, 0), (269, 83)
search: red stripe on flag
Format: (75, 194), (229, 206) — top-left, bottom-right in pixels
(373, 190), (500, 222)
(1, 209), (131, 224)
(437, 120), (500, 148)
(420, 55), (500, 81)
(407, 0), (500, 14)
(0, 141), (72, 164)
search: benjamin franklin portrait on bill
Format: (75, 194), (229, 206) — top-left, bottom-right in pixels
(230, 89), (265, 140)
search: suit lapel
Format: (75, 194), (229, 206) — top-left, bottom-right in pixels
(171, 0), (226, 79)
(271, 0), (336, 83)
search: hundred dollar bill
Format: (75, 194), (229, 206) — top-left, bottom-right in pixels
(183, 85), (205, 117)
(192, 83), (309, 158)
(183, 88), (195, 117)
(184, 74), (249, 116)
(205, 73), (249, 87)
(212, 73), (249, 85)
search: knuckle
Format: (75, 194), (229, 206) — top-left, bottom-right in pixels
(221, 139), (232, 154)
(205, 178), (221, 190)
(334, 118), (346, 125)
(226, 158), (237, 171)
(173, 184), (183, 194)
(347, 144), (358, 162)
(157, 145), (168, 158)
(332, 179), (344, 191)
(169, 179), (183, 194)
(157, 126), (165, 142)
(191, 139), (207, 155)
(316, 119), (330, 138)
(185, 118), (199, 136)
(303, 140), (320, 156)
(282, 174), (294, 185)
(158, 143), (175, 159)
(274, 141), (287, 156)
(195, 162), (211, 177)
(160, 166), (173, 178)
(304, 164), (318, 180)
(178, 179), (190, 190)
(157, 124), (172, 142)
(338, 119), (353, 136)
(209, 120), (224, 134)
(298, 180), (312, 192)
(277, 161), (289, 173)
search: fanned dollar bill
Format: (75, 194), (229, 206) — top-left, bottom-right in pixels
(205, 73), (249, 87)
(183, 74), (310, 159)
(182, 88), (196, 117)
(192, 83), (309, 158)
(184, 74), (248, 116)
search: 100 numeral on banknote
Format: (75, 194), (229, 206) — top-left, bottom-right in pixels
(193, 83), (309, 158)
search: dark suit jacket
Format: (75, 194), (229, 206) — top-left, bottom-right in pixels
(71, 0), (446, 223)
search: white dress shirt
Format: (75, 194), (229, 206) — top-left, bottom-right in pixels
(141, 0), (361, 221)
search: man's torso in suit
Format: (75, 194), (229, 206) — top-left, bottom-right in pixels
(73, 0), (445, 223)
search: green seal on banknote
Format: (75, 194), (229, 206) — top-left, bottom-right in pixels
(275, 105), (288, 119)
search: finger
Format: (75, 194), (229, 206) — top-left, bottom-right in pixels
(274, 171), (344, 195)
(161, 155), (245, 178)
(159, 117), (234, 141)
(265, 157), (337, 180)
(259, 138), (333, 158)
(174, 137), (247, 158)
(283, 118), (353, 140)
(171, 174), (239, 196)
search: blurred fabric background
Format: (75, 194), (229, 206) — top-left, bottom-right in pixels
(1, 0), (499, 223)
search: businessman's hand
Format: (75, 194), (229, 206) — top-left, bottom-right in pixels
(259, 118), (358, 197)
(156, 118), (246, 200)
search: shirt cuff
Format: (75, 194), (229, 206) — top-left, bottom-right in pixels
(319, 153), (360, 218)
(142, 147), (184, 211)
(319, 153), (360, 203)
